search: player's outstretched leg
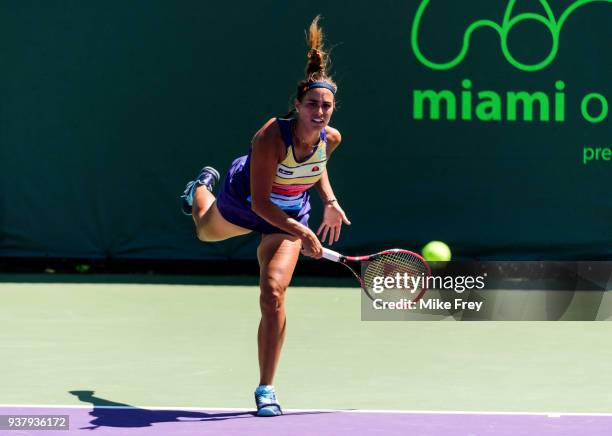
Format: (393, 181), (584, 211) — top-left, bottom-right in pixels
(180, 166), (251, 241)
(254, 233), (302, 416)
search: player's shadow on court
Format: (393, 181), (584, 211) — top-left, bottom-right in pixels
(68, 390), (254, 429)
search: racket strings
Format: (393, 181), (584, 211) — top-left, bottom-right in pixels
(362, 251), (430, 294)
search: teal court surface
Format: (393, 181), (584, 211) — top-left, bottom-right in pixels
(2, 279), (612, 434)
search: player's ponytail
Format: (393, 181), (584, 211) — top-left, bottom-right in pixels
(284, 16), (337, 118)
(305, 16), (328, 81)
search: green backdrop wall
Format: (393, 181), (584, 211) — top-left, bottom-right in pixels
(1, 0), (610, 260)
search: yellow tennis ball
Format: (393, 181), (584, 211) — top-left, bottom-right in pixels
(421, 241), (451, 262)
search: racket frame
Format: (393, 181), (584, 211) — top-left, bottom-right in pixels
(322, 247), (431, 302)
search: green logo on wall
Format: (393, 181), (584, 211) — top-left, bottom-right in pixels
(411, 0), (612, 72)
(409, 0), (610, 124)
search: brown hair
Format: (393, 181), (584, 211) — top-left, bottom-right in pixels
(285, 16), (337, 118)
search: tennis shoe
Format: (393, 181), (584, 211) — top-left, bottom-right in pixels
(180, 166), (220, 215)
(254, 385), (282, 417)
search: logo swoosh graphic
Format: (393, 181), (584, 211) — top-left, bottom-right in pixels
(411, 0), (612, 71)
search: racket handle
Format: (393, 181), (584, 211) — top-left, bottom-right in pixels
(321, 248), (342, 262)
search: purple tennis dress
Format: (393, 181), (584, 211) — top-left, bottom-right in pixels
(216, 118), (328, 234)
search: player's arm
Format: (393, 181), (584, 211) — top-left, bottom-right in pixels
(314, 126), (342, 202)
(314, 127), (350, 246)
(250, 120), (322, 257)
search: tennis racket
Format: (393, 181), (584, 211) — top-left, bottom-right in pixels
(321, 247), (431, 302)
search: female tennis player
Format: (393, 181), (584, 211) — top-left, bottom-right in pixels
(180, 17), (349, 417)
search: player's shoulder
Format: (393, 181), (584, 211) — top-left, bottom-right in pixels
(325, 125), (341, 142)
(325, 125), (342, 152)
(251, 117), (285, 158)
(253, 117), (282, 142)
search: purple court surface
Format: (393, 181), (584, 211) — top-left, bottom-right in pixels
(1, 406), (611, 435)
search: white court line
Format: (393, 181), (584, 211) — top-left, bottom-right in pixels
(1, 404), (611, 417)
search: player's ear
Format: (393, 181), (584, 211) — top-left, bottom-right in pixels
(294, 98), (301, 114)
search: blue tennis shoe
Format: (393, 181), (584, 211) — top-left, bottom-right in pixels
(254, 385), (282, 417)
(180, 166), (220, 215)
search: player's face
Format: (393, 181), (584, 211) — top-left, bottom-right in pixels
(295, 88), (335, 130)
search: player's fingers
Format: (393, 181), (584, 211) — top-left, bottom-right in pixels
(320, 225), (329, 243)
(335, 225), (341, 242)
(328, 227), (336, 245)
(317, 222), (325, 236)
(341, 211), (351, 225)
(302, 244), (316, 257)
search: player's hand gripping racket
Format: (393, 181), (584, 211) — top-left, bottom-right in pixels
(321, 247), (431, 302)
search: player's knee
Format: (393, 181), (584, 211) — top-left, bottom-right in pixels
(260, 277), (286, 316)
(196, 222), (221, 242)
(196, 226), (213, 242)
